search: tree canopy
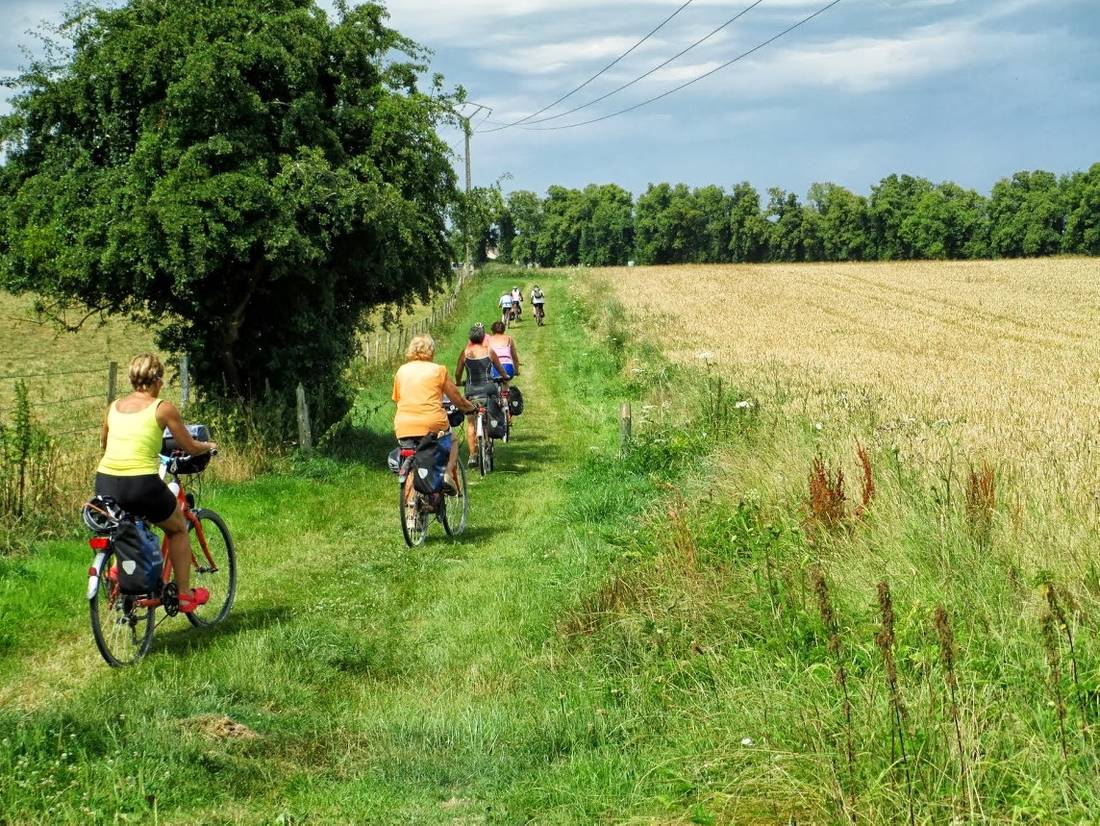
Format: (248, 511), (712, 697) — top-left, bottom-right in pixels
(0, 0), (457, 409)
(482, 163), (1098, 269)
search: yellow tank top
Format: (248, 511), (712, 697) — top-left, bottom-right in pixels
(97, 399), (164, 476)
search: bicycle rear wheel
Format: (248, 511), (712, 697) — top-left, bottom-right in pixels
(442, 462), (469, 536)
(89, 550), (154, 667)
(477, 434), (493, 476)
(186, 509), (237, 627)
(399, 482), (430, 546)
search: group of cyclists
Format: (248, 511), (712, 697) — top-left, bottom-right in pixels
(391, 285), (546, 527)
(498, 285), (546, 327)
(89, 285), (547, 615)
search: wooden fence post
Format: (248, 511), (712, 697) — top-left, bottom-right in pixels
(296, 383), (313, 453)
(106, 361), (118, 405)
(180, 353), (190, 408)
(619, 402), (632, 453)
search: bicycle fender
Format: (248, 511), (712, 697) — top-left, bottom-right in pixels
(87, 552), (106, 600)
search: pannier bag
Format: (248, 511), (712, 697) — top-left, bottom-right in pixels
(387, 447), (402, 474)
(486, 396), (509, 439)
(161, 424), (212, 474)
(114, 520), (163, 595)
(411, 434), (444, 495)
(507, 385), (524, 416)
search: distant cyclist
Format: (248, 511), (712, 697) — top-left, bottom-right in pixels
(486, 321), (519, 381)
(95, 354), (216, 614)
(455, 325), (510, 465)
(393, 335), (473, 500)
(498, 290), (514, 326)
(511, 286), (523, 319)
(531, 285), (545, 324)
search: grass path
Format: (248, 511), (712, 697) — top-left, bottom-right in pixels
(0, 272), (647, 824)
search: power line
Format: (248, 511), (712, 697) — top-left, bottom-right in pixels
(512, 0), (765, 129)
(480, 0), (698, 134)
(521, 0), (843, 132)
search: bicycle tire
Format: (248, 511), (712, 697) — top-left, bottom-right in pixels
(399, 480), (429, 547)
(442, 462), (469, 536)
(185, 509), (237, 627)
(89, 549), (154, 667)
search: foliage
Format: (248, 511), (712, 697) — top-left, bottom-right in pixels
(486, 161), (1098, 269)
(0, 0), (457, 422)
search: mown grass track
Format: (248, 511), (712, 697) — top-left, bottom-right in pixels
(0, 272), (671, 824)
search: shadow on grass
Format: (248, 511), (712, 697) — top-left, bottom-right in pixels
(153, 604), (293, 658)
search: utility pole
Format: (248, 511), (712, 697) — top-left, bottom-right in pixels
(451, 102), (491, 274)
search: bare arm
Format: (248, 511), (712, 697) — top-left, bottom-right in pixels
(455, 350), (467, 386)
(100, 409), (109, 452)
(156, 401), (216, 455)
(509, 337), (520, 375)
(442, 376), (474, 412)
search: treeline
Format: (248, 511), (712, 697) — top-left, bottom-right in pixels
(469, 164), (1099, 266)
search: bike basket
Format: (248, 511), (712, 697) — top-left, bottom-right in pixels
(161, 424), (212, 473)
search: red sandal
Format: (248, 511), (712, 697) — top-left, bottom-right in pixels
(178, 588), (210, 613)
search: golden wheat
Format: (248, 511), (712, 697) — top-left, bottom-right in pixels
(609, 258), (1100, 565)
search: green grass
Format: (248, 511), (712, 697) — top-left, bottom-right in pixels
(3, 270), (1097, 823)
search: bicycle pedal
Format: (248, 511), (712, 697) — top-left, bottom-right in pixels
(162, 582), (180, 617)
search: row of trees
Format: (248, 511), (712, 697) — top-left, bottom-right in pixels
(463, 166), (1099, 267)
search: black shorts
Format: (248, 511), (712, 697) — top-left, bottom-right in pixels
(94, 473), (177, 523)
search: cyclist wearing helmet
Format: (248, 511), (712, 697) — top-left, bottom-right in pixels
(487, 321), (519, 381)
(498, 290), (514, 325)
(393, 335), (473, 502)
(95, 354), (216, 614)
(455, 324), (510, 465)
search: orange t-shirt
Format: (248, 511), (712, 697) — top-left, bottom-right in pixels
(392, 360), (449, 439)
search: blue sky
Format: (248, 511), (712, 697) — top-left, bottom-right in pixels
(3, 0), (1098, 199)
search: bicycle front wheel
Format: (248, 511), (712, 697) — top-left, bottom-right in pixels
(186, 509), (237, 627)
(442, 462), (469, 537)
(89, 550), (154, 667)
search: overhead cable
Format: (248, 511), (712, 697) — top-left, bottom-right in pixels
(520, 0), (843, 132)
(480, 0), (697, 134)
(507, 0), (766, 129)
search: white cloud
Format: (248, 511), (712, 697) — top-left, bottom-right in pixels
(477, 35), (646, 75)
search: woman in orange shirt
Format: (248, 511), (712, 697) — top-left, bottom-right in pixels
(393, 335), (473, 499)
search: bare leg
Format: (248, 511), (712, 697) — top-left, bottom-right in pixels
(466, 414), (477, 457)
(445, 437), (460, 484)
(155, 504), (191, 594)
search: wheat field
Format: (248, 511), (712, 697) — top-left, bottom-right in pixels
(609, 258), (1100, 538)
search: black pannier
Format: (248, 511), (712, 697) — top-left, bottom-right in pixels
(161, 424), (212, 473)
(411, 434), (443, 494)
(486, 395), (508, 439)
(507, 385), (524, 416)
(114, 520), (163, 595)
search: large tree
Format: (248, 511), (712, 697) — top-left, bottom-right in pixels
(0, 0), (457, 408)
(989, 170), (1063, 257)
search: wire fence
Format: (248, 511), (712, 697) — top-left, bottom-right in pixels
(361, 268), (472, 367)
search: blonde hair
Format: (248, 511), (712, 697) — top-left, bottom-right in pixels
(406, 335), (436, 362)
(129, 353), (165, 391)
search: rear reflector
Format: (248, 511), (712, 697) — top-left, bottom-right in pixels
(89, 537), (110, 551)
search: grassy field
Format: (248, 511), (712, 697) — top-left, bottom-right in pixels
(4, 262), (1100, 823)
(607, 258), (1100, 575)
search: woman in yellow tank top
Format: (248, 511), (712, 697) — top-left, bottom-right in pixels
(95, 354), (216, 613)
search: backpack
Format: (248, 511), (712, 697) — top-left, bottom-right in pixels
(113, 520), (163, 595)
(486, 395), (508, 439)
(507, 385), (524, 416)
(411, 434), (443, 495)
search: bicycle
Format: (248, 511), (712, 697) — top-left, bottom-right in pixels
(391, 438), (468, 546)
(83, 442), (236, 667)
(533, 303), (545, 326)
(494, 379), (513, 443)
